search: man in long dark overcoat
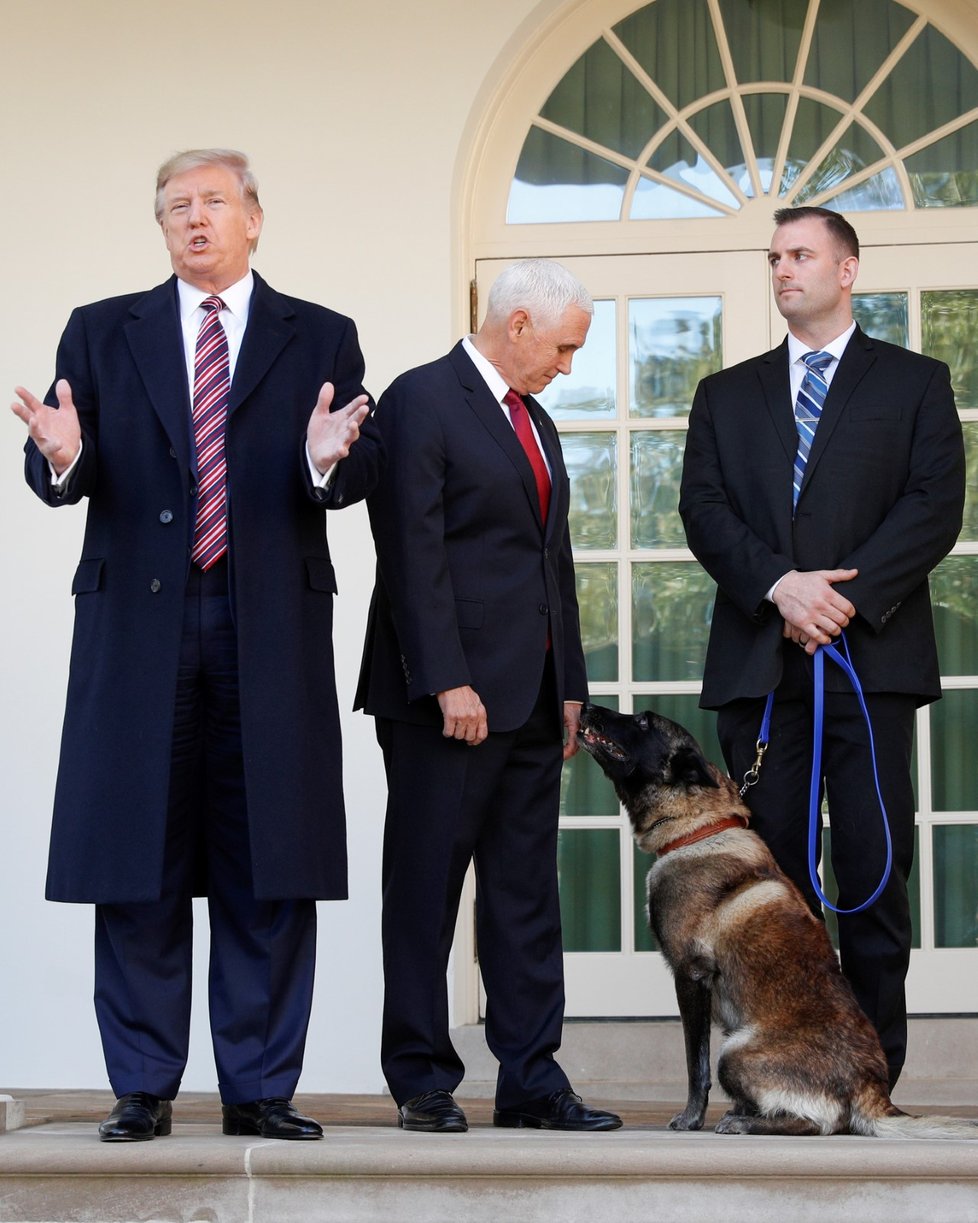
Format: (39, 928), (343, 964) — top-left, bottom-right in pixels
(11, 148), (382, 1141)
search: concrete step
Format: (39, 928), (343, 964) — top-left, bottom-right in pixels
(1, 1115), (977, 1223)
(451, 1016), (978, 1105)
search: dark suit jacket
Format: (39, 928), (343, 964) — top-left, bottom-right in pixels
(26, 272), (383, 903)
(679, 326), (965, 709)
(355, 341), (587, 731)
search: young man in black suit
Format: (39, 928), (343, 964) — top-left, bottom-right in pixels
(357, 259), (621, 1133)
(680, 206), (965, 1089)
(12, 149), (382, 1141)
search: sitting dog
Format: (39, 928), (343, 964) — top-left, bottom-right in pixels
(578, 702), (976, 1139)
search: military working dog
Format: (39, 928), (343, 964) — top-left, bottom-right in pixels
(578, 702), (976, 1139)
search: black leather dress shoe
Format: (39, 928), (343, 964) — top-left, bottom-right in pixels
(398, 1089), (468, 1132)
(222, 1098), (323, 1139)
(494, 1088), (622, 1131)
(98, 1092), (172, 1142)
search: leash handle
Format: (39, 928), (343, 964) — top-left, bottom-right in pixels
(808, 634), (893, 915)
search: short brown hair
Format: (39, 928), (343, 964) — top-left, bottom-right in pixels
(773, 206), (859, 259)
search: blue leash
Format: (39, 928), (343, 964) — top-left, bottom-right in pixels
(742, 632), (892, 915)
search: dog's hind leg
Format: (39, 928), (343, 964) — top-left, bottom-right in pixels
(669, 972), (712, 1131)
(715, 1111), (823, 1136)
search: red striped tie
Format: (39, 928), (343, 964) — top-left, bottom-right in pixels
(504, 389), (551, 523)
(191, 296), (230, 570)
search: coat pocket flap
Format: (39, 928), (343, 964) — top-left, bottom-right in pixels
(71, 558), (104, 595)
(305, 557), (338, 593)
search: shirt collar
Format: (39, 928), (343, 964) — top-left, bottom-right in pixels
(176, 271), (254, 325)
(462, 335), (511, 404)
(786, 319), (856, 367)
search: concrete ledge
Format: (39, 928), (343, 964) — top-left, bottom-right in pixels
(0, 1097), (24, 1135)
(1, 1121), (977, 1223)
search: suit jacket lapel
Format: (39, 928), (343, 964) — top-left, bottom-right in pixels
(802, 326), (875, 489)
(757, 339), (797, 462)
(448, 343), (549, 531)
(228, 271), (295, 415)
(124, 278), (193, 469)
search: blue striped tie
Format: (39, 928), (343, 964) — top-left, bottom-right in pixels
(792, 350), (833, 510)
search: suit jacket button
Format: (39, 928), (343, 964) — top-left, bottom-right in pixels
(150, 579), (161, 593)
(169, 447), (177, 459)
(539, 603), (549, 615)
(159, 510), (174, 524)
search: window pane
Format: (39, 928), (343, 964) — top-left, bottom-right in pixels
(558, 828), (621, 951)
(565, 432), (617, 550)
(825, 167), (904, 212)
(794, 122), (888, 204)
(614, 0), (724, 112)
(960, 423), (978, 540)
(921, 290), (978, 411)
(561, 696), (619, 817)
(932, 557), (978, 676)
(852, 292), (908, 348)
(647, 124), (739, 208)
(576, 561), (618, 682)
(631, 175), (727, 221)
(674, 103), (748, 199)
(822, 828), (920, 950)
(633, 841), (659, 952)
(803, 0), (916, 103)
(933, 826), (978, 947)
(742, 92), (790, 193)
(629, 297), (722, 419)
(780, 97), (847, 196)
(630, 429), (687, 549)
(862, 24), (978, 149)
(906, 122), (978, 208)
(541, 38), (666, 160)
(538, 299), (616, 420)
(718, 0), (807, 86)
(931, 691), (978, 811)
(633, 561), (715, 682)
(508, 127), (627, 223)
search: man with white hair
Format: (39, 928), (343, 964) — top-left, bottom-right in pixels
(356, 259), (621, 1133)
(12, 148), (382, 1142)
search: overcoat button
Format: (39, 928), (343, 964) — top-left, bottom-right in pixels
(150, 579), (161, 593)
(159, 510), (174, 524)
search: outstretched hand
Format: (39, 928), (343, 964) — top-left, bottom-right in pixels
(306, 382), (370, 474)
(11, 380), (81, 475)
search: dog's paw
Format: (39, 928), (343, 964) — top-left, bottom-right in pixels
(668, 1109), (705, 1131)
(714, 1112), (752, 1135)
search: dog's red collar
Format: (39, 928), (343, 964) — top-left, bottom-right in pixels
(656, 813), (749, 857)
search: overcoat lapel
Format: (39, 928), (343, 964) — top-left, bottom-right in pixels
(123, 278), (192, 470)
(227, 271), (295, 416)
(448, 343), (550, 531)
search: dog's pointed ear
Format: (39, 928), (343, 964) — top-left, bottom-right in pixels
(670, 745), (720, 789)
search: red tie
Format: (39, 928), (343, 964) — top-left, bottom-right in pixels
(504, 389), (551, 524)
(191, 296), (231, 570)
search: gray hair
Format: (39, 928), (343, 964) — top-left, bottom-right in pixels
(485, 259), (593, 328)
(155, 148), (262, 251)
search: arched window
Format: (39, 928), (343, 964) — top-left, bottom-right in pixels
(507, 0), (978, 224)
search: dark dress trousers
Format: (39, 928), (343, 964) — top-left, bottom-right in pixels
(26, 272), (383, 1101)
(679, 325), (965, 1081)
(355, 341), (588, 1109)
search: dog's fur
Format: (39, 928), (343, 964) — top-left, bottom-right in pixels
(578, 702), (977, 1139)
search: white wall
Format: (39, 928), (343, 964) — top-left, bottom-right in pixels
(0, 0), (557, 1094)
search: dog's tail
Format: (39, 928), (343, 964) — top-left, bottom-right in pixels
(857, 1107), (978, 1140)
